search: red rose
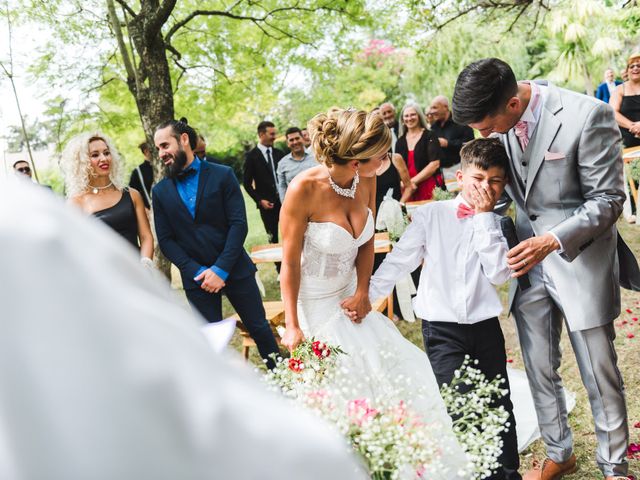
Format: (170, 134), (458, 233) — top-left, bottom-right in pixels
(634, 421), (640, 428)
(288, 358), (304, 373)
(312, 341), (331, 359)
(627, 333), (635, 339)
(626, 308), (633, 313)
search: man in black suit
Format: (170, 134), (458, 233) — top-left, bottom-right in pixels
(152, 119), (279, 367)
(243, 121), (284, 245)
(429, 95), (475, 181)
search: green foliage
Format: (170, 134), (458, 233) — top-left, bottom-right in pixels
(433, 188), (456, 202)
(628, 159), (640, 183)
(38, 166), (65, 194)
(3, 118), (49, 152)
(10, 0), (640, 175)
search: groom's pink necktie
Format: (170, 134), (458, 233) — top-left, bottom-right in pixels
(515, 121), (529, 150)
(456, 203), (475, 219)
(514, 82), (541, 151)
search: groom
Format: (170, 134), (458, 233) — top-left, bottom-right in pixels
(152, 119), (279, 368)
(452, 58), (640, 480)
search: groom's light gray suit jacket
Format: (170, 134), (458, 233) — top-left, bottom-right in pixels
(499, 81), (640, 331)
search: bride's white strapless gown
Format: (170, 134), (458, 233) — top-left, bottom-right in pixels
(296, 210), (563, 476)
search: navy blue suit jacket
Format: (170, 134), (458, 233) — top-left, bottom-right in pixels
(595, 80), (621, 103)
(152, 161), (256, 291)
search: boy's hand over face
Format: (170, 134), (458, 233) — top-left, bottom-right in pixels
(469, 184), (496, 213)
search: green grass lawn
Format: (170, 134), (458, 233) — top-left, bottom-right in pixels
(174, 188), (640, 479)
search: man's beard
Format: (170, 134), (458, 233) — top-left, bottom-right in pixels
(164, 148), (188, 179)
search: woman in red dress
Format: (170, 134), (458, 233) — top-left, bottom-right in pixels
(395, 102), (444, 201)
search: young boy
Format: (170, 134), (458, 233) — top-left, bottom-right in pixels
(369, 137), (520, 480)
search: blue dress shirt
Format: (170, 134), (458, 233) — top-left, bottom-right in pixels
(175, 157), (229, 282)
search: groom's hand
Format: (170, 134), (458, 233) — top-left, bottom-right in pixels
(507, 233), (560, 277)
(340, 293), (371, 324)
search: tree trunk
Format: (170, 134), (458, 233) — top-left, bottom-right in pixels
(124, 8), (176, 279)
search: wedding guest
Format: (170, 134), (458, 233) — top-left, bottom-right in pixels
(243, 121), (285, 244)
(0, 178), (367, 480)
(194, 133), (217, 163)
(611, 53), (640, 148)
(370, 138), (521, 480)
(395, 102), (444, 201)
(12, 160), (32, 179)
(429, 95), (475, 181)
(152, 119), (279, 368)
(277, 127), (316, 203)
(379, 102), (399, 153)
(300, 127), (312, 149)
(128, 141), (154, 209)
(595, 68), (622, 104)
(453, 57), (639, 480)
(374, 152), (414, 212)
(61, 132), (153, 262)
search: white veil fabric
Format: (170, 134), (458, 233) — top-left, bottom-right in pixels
(0, 180), (366, 480)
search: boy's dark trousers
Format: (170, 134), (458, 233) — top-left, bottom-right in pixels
(422, 317), (521, 480)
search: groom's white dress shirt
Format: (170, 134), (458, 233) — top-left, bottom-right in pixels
(369, 195), (511, 324)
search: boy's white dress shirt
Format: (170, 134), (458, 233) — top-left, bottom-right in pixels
(369, 195), (511, 324)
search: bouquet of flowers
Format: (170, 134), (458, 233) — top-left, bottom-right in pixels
(265, 339), (345, 396)
(264, 341), (507, 480)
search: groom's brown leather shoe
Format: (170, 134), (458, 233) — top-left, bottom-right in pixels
(523, 454), (577, 480)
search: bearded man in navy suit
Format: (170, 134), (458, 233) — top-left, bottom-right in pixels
(152, 119), (279, 368)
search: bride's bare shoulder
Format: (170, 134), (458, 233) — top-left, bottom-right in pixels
(286, 165), (325, 198)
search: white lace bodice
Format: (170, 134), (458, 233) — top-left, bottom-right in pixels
(301, 209), (374, 280)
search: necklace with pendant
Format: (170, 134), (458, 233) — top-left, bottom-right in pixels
(89, 182), (113, 195)
(328, 170), (359, 199)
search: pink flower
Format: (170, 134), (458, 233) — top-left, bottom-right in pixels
(628, 442), (640, 459)
(634, 421), (640, 428)
(633, 317), (639, 322)
(347, 398), (379, 425)
(627, 333), (635, 339)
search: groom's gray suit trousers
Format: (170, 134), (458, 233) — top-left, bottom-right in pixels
(512, 264), (629, 477)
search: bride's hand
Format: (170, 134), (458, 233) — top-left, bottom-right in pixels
(340, 293), (372, 324)
(281, 326), (305, 352)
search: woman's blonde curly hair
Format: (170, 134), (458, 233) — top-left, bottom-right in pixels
(308, 108), (391, 167)
(60, 132), (125, 198)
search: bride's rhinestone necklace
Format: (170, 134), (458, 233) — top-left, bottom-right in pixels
(328, 170), (359, 199)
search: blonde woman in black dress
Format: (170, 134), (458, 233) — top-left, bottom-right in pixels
(61, 132), (154, 263)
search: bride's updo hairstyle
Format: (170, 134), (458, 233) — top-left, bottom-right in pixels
(308, 108), (391, 167)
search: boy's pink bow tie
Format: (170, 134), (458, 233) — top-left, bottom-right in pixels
(456, 203), (476, 219)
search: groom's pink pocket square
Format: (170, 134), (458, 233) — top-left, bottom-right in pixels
(544, 151), (566, 161)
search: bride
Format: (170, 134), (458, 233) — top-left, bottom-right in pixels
(279, 108), (468, 478)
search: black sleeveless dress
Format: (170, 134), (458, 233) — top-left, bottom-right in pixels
(93, 190), (139, 249)
(375, 162), (401, 212)
(620, 92), (640, 148)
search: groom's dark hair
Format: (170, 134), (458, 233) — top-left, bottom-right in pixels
(452, 58), (518, 125)
(460, 138), (509, 174)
